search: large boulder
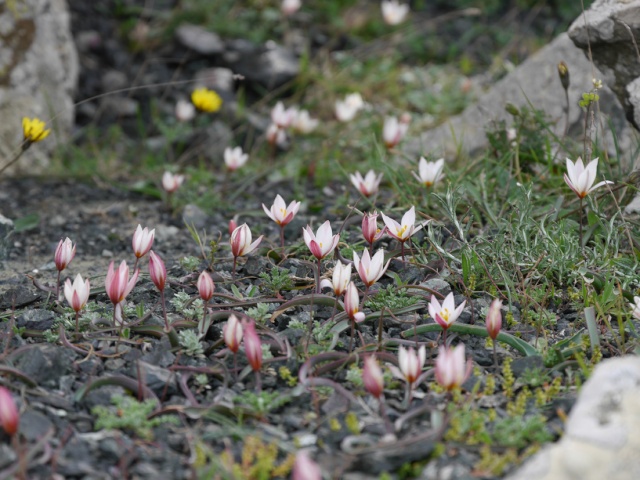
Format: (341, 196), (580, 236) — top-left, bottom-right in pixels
(569, 0), (640, 129)
(406, 33), (638, 162)
(0, 0), (78, 174)
(505, 356), (640, 480)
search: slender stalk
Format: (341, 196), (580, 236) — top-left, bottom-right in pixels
(233, 352), (238, 384)
(160, 290), (170, 332)
(254, 370), (262, 392)
(232, 256), (237, 281)
(133, 257), (139, 272)
(55, 270), (61, 302)
(579, 197), (584, 249)
(75, 311), (80, 337)
(279, 225), (285, 250)
(0, 147), (25, 176)
(316, 258), (322, 294)
(492, 341), (498, 368)
(378, 396), (394, 435)
(200, 300), (208, 336)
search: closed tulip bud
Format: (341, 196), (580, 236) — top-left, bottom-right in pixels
(320, 261), (351, 296)
(557, 61), (570, 91)
(197, 271), (215, 301)
(243, 321), (262, 371)
(162, 171), (184, 193)
(224, 314), (244, 353)
(0, 387), (18, 436)
(363, 356), (384, 398)
(486, 299), (502, 340)
(148, 251), (166, 291)
(392, 345), (426, 385)
(228, 218), (238, 236)
(362, 211), (384, 245)
(54, 237), (76, 272)
(64, 274), (90, 313)
(132, 225), (155, 259)
(292, 450), (322, 480)
(344, 281), (365, 323)
(105, 260), (139, 306)
(435, 345), (472, 391)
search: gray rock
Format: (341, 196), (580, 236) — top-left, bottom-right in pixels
(182, 204), (209, 230)
(568, 0), (640, 129)
(225, 41), (299, 90)
(407, 33), (638, 163)
(0, 0), (78, 175)
(194, 67), (235, 95)
(132, 360), (177, 396)
(13, 343), (75, 387)
(16, 308), (55, 331)
(505, 356), (640, 480)
(19, 409), (53, 442)
(175, 24), (224, 55)
(0, 214), (13, 260)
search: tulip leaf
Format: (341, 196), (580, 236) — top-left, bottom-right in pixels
(13, 213), (39, 232)
(269, 294), (340, 323)
(402, 323), (539, 357)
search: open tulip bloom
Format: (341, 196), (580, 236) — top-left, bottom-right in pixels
(349, 170), (383, 198)
(429, 292), (466, 344)
(564, 157), (613, 246)
(382, 116), (409, 149)
(353, 248), (390, 289)
(381, 0), (409, 25)
(381, 206), (421, 260)
(303, 221), (340, 292)
(262, 194), (301, 247)
(413, 157), (445, 188)
(224, 146), (249, 172)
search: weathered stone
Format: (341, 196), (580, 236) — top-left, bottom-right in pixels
(13, 343), (75, 387)
(407, 33), (637, 163)
(505, 356), (640, 480)
(175, 24), (224, 55)
(0, 214), (13, 260)
(0, 0), (78, 174)
(568, 0), (640, 130)
(224, 40), (299, 90)
(16, 308), (55, 331)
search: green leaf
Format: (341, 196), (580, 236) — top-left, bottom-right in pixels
(13, 213), (39, 232)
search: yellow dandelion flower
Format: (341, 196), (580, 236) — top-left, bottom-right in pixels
(22, 117), (50, 143)
(191, 88), (223, 113)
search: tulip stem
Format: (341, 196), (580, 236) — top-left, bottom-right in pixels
(492, 341), (498, 368)
(232, 256), (237, 282)
(55, 270), (61, 303)
(316, 258), (322, 294)
(279, 225), (285, 249)
(579, 197), (584, 250)
(133, 257), (139, 272)
(378, 396), (394, 435)
(160, 290), (170, 332)
(75, 311), (80, 337)
(233, 352), (238, 384)
(200, 300), (208, 336)
(254, 370), (262, 392)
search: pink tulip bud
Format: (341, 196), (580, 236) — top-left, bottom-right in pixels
(64, 274), (90, 313)
(396, 345), (426, 385)
(362, 211), (384, 245)
(148, 251), (166, 291)
(230, 224), (263, 258)
(292, 450), (322, 480)
(0, 387), (19, 436)
(197, 271), (215, 301)
(132, 225), (155, 259)
(224, 314), (244, 353)
(228, 218), (238, 236)
(363, 356), (384, 398)
(105, 260), (139, 306)
(243, 321), (262, 372)
(435, 344), (472, 391)
(486, 299), (503, 340)
(54, 237), (76, 272)
(302, 221), (340, 261)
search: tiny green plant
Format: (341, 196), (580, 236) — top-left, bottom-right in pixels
(92, 395), (178, 440)
(178, 329), (205, 357)
(258, 268), (294, 297)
